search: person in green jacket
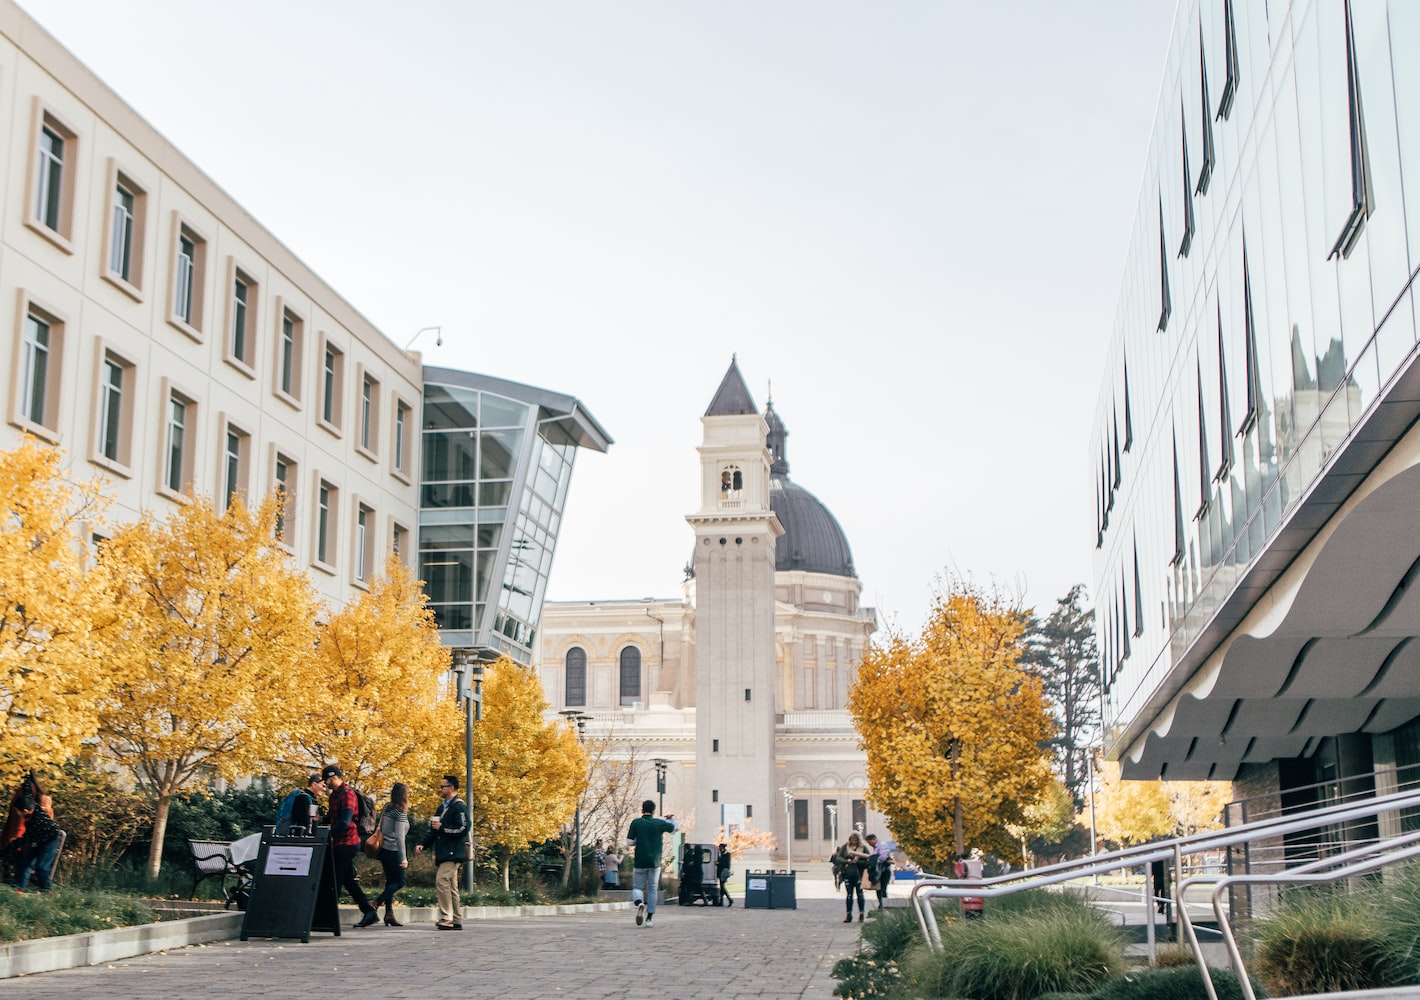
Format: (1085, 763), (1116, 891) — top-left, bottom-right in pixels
(626, 799), (678, 927)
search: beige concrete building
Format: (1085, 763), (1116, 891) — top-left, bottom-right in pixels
(538, 360), (883, 864)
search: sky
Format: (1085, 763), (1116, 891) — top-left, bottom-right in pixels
(17, 0), (1181, 635)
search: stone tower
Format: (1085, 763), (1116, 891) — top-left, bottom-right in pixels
(687, 358), (783, 847)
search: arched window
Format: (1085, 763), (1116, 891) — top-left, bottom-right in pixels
(565, 647), (586, 707)
(619, 646), (641, 706)
(720, 465), (743, 497)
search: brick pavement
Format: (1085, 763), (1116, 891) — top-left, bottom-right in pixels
(0, 881), (883, 999)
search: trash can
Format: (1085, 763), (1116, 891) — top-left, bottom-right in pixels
(768, 870), (797, 909)
(744, 869), (772, 909)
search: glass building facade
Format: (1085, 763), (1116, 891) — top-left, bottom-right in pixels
(420, 368), (611, 664)
(1091, 0), (1420, 779)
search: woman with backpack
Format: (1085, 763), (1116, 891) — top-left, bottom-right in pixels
(369, 782), (411, 926)
(835, 832), (871, 923)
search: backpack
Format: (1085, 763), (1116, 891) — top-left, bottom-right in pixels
(354, 787), (378, 838)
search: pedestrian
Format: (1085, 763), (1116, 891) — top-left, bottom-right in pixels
(12, 795), (62, 892)
(865, 833), (893, 909)
(415, 775), (470, 930)
(320, 765), (380, 928)
(626, 798), (678, 927)
(955, 848), (985, 920)
(835, 832), (871, 922)
(276, 773), (325, 835)
(370, 782), (411, 926)
(716, 842), (733, 906)
(593, 840), (606, 883)
(602, 845), (621, 888)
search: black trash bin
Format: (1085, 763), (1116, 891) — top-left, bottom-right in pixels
(744, 869), (772, 909)
(768, 870), (797, 909)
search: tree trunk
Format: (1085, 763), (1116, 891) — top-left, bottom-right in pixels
(501, 850), (511, 891)
(951, 738), (965, 860)
(148, 789), (173, 882)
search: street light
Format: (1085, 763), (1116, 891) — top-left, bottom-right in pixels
(560, 710), (591, 889)
(652, 758), (668, 817)
(452, 651), (484, 892)
(405, 325), (442, 350)
(781, 788), (794, 873)
(826, 803), (838, 848)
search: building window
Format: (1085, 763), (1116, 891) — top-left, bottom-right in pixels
(1156, 200), (1171, 332)
(391, 521), (410, 564)
(357, 369), (380, 457)
(1197, 25), (1215, 195)
(11, 300), (66, 442)
(1330, 0), (1373, 260)
(1122, 354), (1134, 452)
(319, 336), (345, 432)
(275, 303), (305, 404)
(224, 264), (258, 373)
(712, 739), (719, 753)
(314, 478), (339, 570)
(1217, 0), (1239, 121)
(619, 646), (641, 706)
(161, 386), (198, 497)
(110, 184), (135, 281)
(1241, 244), (1262, 433)
(822, 799), (838, 840)
(1215, 303), (1235, 477)
(29, 105), (78, 246)
(851, 799), (866, 834)
(354, 503), (374, 583)
(273, 451), (297, 546)
(1133, 542), (1145, 638)
(1196, 363), (1211, 518)
(393, 398), (413, 479)
(793, 799), (809, 841)
(565, 647), (587, 706)
(1171, 437), (1185, 567)
(1178, 104), (1194, 258)
(95, 352), (133, 469)
(169, 218), (207, 337)
(221, 421), (250, 511)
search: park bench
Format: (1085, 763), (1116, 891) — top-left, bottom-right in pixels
(187, 838), (253, 908)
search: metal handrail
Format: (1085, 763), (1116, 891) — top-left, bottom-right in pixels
(1180, 830), (1420, 1000)
(909, 785), (1420, 955)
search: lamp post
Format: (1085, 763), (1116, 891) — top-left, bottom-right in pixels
(781, 788), (794, 873)
(560, 710), (591, 889)
(826, 803), (838, 849)
(452, 651), (484, 892)
(652, 758), (668, 817)
(404, 325), (442, 350)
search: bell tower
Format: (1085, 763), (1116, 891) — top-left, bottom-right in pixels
(687, 358), (783, 849)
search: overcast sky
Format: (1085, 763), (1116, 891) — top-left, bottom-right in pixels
(18, 0), (1180, 635)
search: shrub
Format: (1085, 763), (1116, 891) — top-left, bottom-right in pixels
(902, 906), (1125, 1000)
(1148, 944), (1195, 968)
(1251, 889), (1386, 997)
(861, 905), (922, 963)
(831, 955), (902, 999)
(1094, 965), (1259, 1000)
(1368, 860), (1420, 985)
(0, 885), (156, 943)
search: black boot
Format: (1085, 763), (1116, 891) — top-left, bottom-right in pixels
(355, 908), (379, 928)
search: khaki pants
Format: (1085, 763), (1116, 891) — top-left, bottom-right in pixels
(435, 860), (464, 924)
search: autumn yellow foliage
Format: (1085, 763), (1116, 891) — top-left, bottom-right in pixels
(1092, 760), (1227, 847)
(468, 657), (587, 888)
(0, 439), (126, 785)
(100, 491), (322, 877)
(848, 582), (1054, 871)
(287, 556), (454, 812)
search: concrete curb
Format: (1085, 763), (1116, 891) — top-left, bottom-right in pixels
(0, 912), (244, 979)
(0, 900), (632, 979)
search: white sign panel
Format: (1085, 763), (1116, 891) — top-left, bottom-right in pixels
(722, 803), (746, 827)
(264, 846), (314, 877)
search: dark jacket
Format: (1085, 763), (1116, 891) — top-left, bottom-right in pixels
(421, 797), (469, 864)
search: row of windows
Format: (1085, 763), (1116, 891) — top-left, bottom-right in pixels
(563, 646), (642, 707)
(791, 797), (867, 842)
(21, 101), (415, 478)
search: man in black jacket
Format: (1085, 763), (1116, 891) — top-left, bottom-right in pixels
(415, 775), (469, 930)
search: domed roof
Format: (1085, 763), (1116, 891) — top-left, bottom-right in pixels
(765, 400), (855, 578)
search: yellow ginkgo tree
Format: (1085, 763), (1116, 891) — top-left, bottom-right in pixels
(848, 579), (1055, 871)
(100, 492), (321, 878)
(286, 556), (454, 799)
(468, 657), (586, 888)
(0, 439), (127, 784)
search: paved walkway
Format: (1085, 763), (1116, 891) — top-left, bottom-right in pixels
(0, 876), (883, 999)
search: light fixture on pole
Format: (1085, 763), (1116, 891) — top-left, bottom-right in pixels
(560, 710), (591, 889)
(781, 788), (794, 873)
(452, 650), (484, 892)
(826, 803), (838, 848)
(652, 758), (668, 817)
(405, 325), (442, 350)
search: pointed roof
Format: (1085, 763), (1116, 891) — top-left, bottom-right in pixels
(704, 357), (758, 417)
(765, 400), (789, 475)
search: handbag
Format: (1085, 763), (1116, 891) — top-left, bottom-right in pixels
(362, 805), (384, 860)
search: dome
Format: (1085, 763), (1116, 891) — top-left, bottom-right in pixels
(770, 475), (856, 577)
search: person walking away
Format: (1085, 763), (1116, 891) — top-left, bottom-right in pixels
(835, 832), (871, 922)
(12, 796), (61, 892)
(415, 775), (469, 930)
(716, 842), (733, 906)
(626, 799), (678, 927)
(277, 773), (325, 835)
(954, 848), (985, 920)
(321, 765), (379, 928)
(602, 845), (621, 889)
(370, 782), (411, 926)
(865, 833), (893, 909)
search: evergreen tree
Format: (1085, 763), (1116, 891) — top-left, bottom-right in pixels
(1022, 584), (1100, 805)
